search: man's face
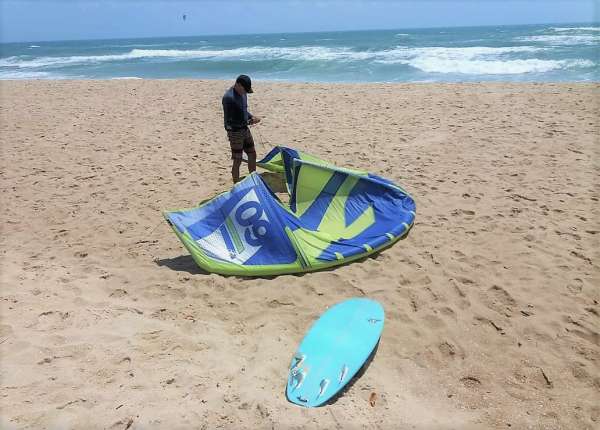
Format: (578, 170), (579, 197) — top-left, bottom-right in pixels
(234, 82), (247, 95)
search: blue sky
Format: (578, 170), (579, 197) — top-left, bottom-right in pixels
(1, 0), (598, 43)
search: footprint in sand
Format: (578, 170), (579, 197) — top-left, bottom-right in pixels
(483, 285), (517, 317)
(566, 278), (584, 294)
(109, 288), (128, 298)
(460, 376), (482, 389)
(451, 208), (476, 217)
(438, 341), (465, 360)
(569, 361), (600, 390)
(564, 315), (600, 347)
(150, 308), (178, 321)
(143, 283), (187, 300)
(31, 310), (71, 331)
(570, 250), (593, 265)
(454, 276), (475, 286)
(449, 279), (467, 298)
(423, 313), (446, 329)
(438, 306), (457, 318)
(267, 299), (295, 308)
(510, 364), (553, 392)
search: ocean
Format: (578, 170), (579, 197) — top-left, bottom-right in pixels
(0, 23), (598, 82)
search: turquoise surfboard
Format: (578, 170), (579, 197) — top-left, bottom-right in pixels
(286, 298), (385, 407)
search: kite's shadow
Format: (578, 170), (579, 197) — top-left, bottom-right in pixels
(156, 232), (411, 279)
(154, 255), (211, 275)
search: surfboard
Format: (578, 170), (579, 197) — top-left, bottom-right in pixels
(286, 298), (385, 407)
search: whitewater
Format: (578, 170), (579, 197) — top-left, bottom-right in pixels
(1, 23), (597, 81)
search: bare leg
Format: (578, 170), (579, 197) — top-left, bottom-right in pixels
(247, 152), (256, 174)
(232, 158), (242, 183)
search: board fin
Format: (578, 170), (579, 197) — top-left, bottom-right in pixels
(318, 378), (330, 398)
(339, 364), (349, 384)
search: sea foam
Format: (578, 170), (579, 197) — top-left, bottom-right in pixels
(516, 35), (599, 45)
(372, 46), (588, 75)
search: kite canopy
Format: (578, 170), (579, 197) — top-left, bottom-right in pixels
(164, 147), (416, 276)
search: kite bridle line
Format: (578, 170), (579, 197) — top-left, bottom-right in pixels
(241, 123), (266, 164)
(253, 122), (269, 152)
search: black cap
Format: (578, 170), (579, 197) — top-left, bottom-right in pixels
(235, 74), (253, 93)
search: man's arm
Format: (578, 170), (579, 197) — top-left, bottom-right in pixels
(248, 112), (262, 125)
(222, 96), (235, 129)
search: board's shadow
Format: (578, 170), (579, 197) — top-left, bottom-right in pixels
(324, 340), (380, 406)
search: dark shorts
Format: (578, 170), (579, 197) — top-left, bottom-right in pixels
(227, 128), (255, 160)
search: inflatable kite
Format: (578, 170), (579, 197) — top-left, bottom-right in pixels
(164, 147), (416, 276)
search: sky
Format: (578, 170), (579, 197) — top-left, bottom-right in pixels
(1, 0), (598, 43)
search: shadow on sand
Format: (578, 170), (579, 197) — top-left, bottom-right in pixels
(156, 170), (412, 279)
(154, 255), (211, 276)
(155, 233), (409, 280)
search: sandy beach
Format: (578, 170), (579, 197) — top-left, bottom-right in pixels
(1, 80), (598, 429)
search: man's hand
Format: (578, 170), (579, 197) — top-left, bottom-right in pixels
(249, 116), (261, 125)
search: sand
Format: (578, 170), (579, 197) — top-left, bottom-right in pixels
(0, 80), (598, 429)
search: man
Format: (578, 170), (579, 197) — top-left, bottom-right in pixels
(222, 74), (261, 183)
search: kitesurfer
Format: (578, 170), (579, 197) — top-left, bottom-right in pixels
(222, 74), (261, 183)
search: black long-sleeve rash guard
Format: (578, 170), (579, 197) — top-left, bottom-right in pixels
(222, 86), (253, 131)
